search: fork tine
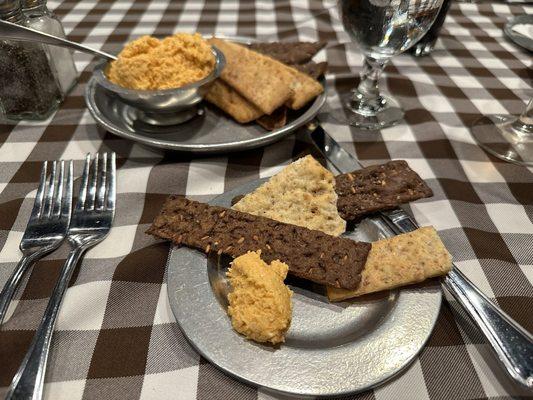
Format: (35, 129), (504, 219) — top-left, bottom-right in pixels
(62, 161), (73, 218)
(42, 161), (57, 218)
(86, 154), (99, 210)
(52, 161), (65, 217)
(106, 152), (116, 211)
(75, 154), (91, 211)
(29, 161), (47, 220)
(96, 153), (107, 210)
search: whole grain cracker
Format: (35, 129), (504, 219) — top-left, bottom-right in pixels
(232, 155), (346, 236)
(327, 226), (452, 301)
(256, 107), (287, 130)
(209, 38), (293, 115)
(285, 65), (324, 110)
(205, 79), (263, 123)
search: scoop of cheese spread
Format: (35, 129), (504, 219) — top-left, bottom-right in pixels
(226, 251), (292, 345)
(107, 33), (215, 90)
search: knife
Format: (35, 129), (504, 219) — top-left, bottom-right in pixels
(307, 121), (533, 389)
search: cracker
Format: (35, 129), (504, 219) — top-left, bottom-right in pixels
(147, 196), (370, 289)
(209, 38), (293, 115)
(336, 160), (433, 221)
(327, 226), (452, 301)
(205, 79), (263, 123)
(285, 65), (324, 110)
(256, 107), (287, 130)
(248, 41), (326, 64)
(293, 61), (328, 79)
(232, 155), (346, 236)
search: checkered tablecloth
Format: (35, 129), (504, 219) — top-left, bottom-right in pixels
(1, 0), (532, 399)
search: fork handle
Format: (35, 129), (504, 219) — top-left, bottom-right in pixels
(380, 210), (533, 388)
(0, 249), (51, 325)
(6, 245), (86, 400)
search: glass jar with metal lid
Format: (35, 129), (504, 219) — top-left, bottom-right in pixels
(22, 0), (78, 95)
(0, 0), (62, 121)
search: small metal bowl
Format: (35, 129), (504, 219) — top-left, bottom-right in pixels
(93, 46), (225, 126)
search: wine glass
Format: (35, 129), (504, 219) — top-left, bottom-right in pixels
(470, 98), (533, 166)
(337, 0), (445, 129)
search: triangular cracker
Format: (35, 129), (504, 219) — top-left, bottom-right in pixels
(232, 155), (346, 236)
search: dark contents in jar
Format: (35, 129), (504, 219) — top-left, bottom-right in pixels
(0, 40), (61, 119)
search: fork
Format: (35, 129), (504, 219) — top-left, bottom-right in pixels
(0, 160), (73, 326)
(6, 152), (116, 400)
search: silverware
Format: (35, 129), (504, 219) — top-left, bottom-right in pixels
(6, 153), (116, 400)
(0, 19), (116, 61)
(308, 121), (533, 389)
(0, 160), (73, 325)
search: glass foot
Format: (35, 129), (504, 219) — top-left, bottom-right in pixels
(471, 115), (533, 166)
(343, 91), (404, 130)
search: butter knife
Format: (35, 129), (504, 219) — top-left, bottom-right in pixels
(307, 121), (533, 389)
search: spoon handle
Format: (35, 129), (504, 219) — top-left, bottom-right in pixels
(0, 19), (116, 61)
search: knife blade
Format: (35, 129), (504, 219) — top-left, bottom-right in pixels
(307, 121), (533, 389)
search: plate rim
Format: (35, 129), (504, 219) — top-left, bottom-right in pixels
(504, 14), (533, 52)
(84, 35), (327, 153)
(164, 179), (443, 397)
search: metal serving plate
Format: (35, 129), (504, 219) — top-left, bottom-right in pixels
(504, 14), (533, 52)
(166, 179), (442, 398)
(84, 36), (326, 154)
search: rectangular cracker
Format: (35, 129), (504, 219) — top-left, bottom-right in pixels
(147, 196), (371, 289)
(327, 226), (452, 301)
(209, 38), (293, 115)
(205, 79), (263, 123)
(336, 160), (433, 221)
(248, 41), (326, 64)
(285, 65), (324, 110)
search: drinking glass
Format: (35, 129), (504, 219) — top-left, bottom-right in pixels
(337, 0), (445, 129)
(410, 0), (452, 56)
(470, 98), (533, 166)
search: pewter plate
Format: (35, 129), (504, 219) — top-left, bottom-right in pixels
(504, 15), (533, 52)
(166, 179), (442, 397)
(84, 36), (326, 154)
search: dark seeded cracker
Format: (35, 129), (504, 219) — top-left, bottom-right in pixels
(336, 160), (433, 221)
(147, 196), (371, 289)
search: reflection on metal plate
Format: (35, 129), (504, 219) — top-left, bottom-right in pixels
(166, 179), (442, 397)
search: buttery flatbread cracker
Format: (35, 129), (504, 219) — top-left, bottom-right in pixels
(205, 79), (263, 123)
(209, 38), (293, 115)
(285, 65), (324, 110)
(327, 226), (452, 301)
(232, 155), (346, 236)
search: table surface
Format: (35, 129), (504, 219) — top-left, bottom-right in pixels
(0, 1), (532, 399)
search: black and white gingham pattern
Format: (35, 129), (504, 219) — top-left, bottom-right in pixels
(0, 1), (532, 399)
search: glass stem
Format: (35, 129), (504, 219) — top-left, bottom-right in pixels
(511, 98), (533, 136)
(352, 56), (389, 113)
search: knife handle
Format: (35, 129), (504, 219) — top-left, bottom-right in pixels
(379, 209), (533, 389)
(307, 121), (533, 387)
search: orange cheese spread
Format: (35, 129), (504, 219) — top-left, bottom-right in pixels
(226, 251), (292, 345)
(107, 33), (215, 90)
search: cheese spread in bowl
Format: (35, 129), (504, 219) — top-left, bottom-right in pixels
(92, 32), (225, 125)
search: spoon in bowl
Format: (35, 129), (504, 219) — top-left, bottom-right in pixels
(0, 19), (117, 60)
